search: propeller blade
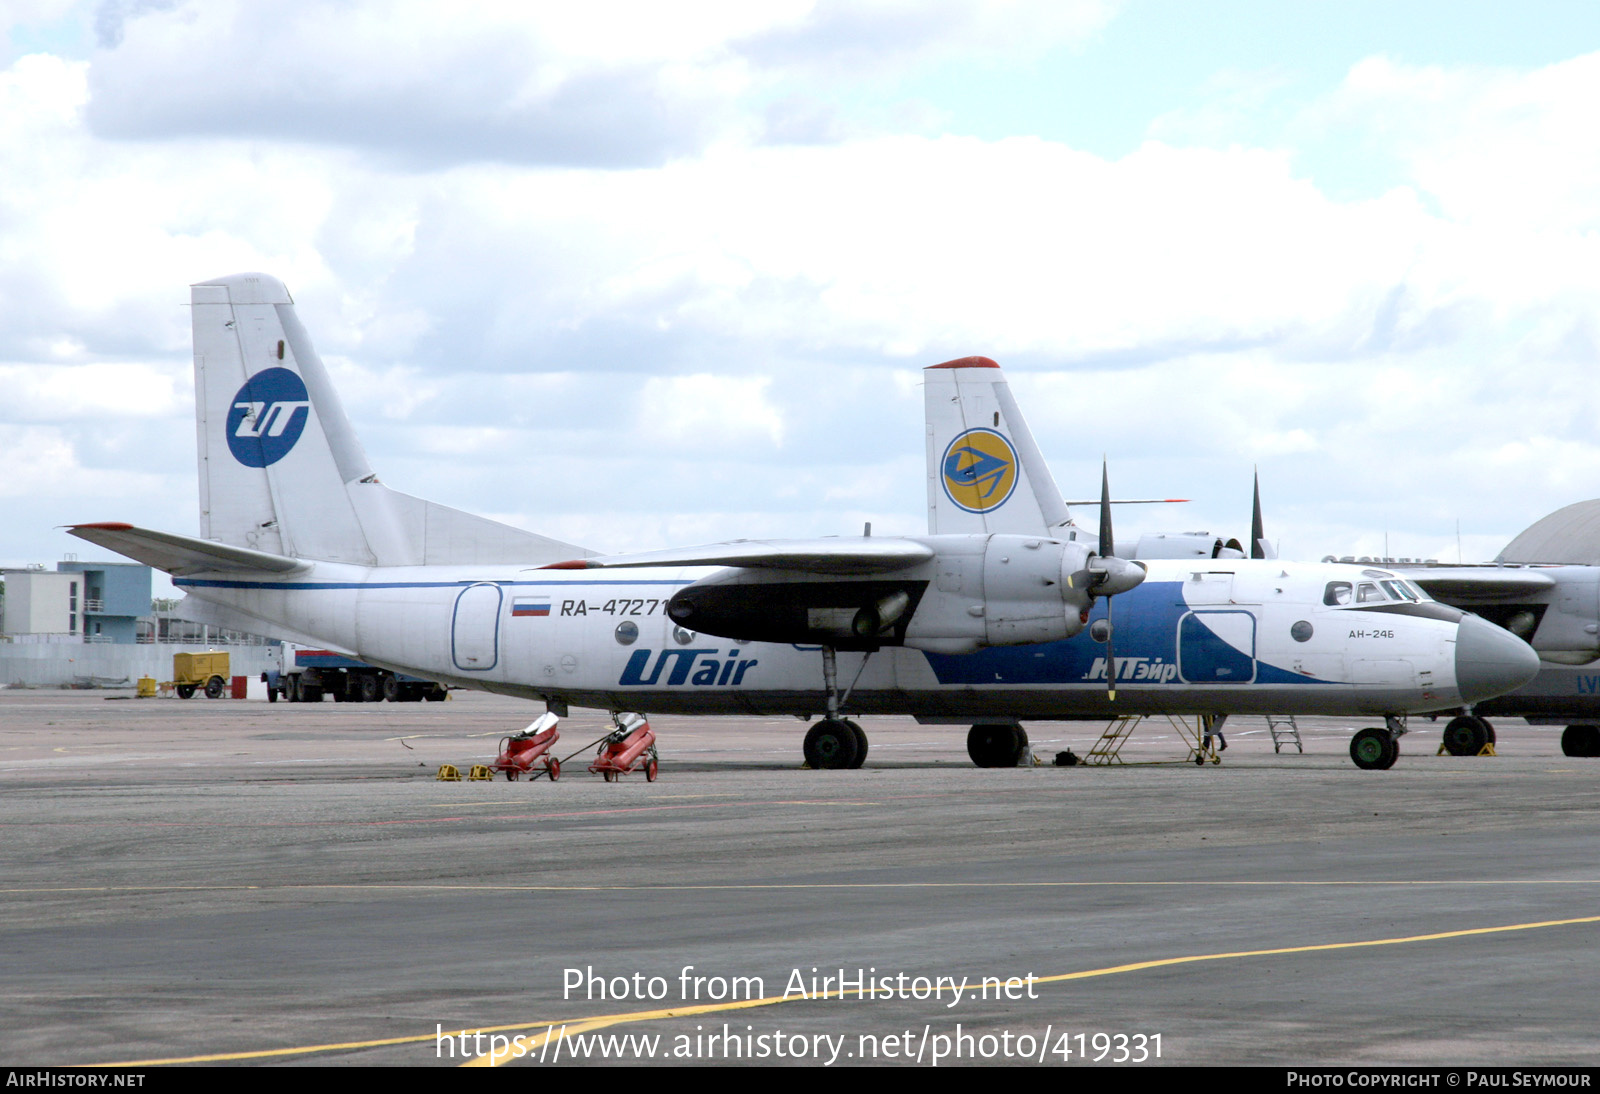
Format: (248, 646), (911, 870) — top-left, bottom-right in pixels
(1105, 596), (1117, 702)
(1250, 469), (1266, 560)
(1098, 459), (1114, 557)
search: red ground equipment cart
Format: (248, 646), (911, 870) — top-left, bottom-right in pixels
(589, 713), (659, 782)
(491, 712), (562, 781)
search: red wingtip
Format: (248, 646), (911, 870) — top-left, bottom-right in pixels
(538, 559), (596, 570)
(925, 356), (1000, 370)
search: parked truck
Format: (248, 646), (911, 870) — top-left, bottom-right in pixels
(263, 643), (447, 703)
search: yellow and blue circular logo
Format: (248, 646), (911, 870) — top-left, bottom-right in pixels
(941, 428), (1018, 513)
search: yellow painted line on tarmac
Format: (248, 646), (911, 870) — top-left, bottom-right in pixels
(83, 912), (1600, 1068)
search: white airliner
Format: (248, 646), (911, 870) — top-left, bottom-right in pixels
(69, 273), (1539, 771)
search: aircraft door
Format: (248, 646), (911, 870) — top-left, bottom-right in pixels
(1178, 610), (1257, 684)
(452, 582), (502, 672)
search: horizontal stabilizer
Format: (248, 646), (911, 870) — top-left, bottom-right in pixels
(1408, 566), (1558, 599)
(1062, 498), (1190, 506)
(65, 523), (307, 576)
(540, 537), (936, 575)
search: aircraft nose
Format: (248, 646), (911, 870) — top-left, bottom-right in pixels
(1455, 613), (1541, 704)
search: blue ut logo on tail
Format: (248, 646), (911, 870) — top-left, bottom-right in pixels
(227, 368), (311, 467)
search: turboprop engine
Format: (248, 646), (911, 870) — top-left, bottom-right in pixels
(664, 533), (1145, 655)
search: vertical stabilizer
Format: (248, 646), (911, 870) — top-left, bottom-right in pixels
(923, 357), (1072, 538)
(191, 273), (590, 566)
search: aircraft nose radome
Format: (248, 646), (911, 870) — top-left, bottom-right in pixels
(1454, 614), (1541, 704)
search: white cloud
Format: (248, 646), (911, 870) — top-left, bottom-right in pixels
(5, 12), (1600, 573)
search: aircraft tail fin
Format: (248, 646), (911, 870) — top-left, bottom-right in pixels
(923, 357), (1074, 539)
(190, 273), (590, 566)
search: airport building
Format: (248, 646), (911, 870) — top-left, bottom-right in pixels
(1, 559), (275, 687)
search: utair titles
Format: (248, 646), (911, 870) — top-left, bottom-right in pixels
(564, 966), (1040, 1007)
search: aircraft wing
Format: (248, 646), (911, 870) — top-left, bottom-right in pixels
(1406, 566), (1558, 600)
(539, 537), (936, 575)
(66, 523), (308, 576)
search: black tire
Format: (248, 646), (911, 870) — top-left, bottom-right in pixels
(424, 685), (447, 702)
(176, 684), (196, 700)
(1350, 727), (1397, 770)
(548, 757), (561, 781)
(803, 719), (860, 769)
(301, 685), (322, 703)
(967, 723), (1024, 768)
(843, 719), (868, 768)
(358, 674), (382, 703)
(204, 676), (225, 700)
(1442, 715), (1489, 757)
(1562, 724), (1600, 757)
(382, 675), (402, 702)
(267, 685), (278, 703)
(645, 758), (658, 782)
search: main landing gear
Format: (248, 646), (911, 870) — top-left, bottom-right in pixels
(1349, 715), (1409, 770)
(1562, 724), (1600, 757)
(803, 647), (872, 769)
(967, 723), (1029, 767)
(803, 718), (868, 769)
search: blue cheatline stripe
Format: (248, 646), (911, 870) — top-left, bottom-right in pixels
(172, 578), (694, 591)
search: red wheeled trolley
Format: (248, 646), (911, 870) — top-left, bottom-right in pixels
(589, 713), (659, 782)
(491, 712), (562, 781)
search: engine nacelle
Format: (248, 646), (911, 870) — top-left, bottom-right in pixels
(664, 534), (1143, 654)
(1122, 531), (1243, 560)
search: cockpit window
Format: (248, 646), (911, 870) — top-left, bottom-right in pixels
(1324, 581), (1352, 606)
(1404, 581), (1431, 602)
(1356, 582), (1385, 603)
(1379, 580), (1419, 602)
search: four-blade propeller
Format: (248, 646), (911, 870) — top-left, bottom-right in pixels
(1066, 461), (1146, 700)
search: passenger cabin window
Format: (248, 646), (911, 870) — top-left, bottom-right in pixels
(1324, 581), (1352, 606)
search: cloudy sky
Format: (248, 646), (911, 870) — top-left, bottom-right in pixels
(5, 1), (1600, 591)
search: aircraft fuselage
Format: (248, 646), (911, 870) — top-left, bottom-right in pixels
(176, 557), (1514, 722)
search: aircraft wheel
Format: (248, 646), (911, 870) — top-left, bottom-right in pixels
(1562, 724), (1600, 757)
(1441, 715), (1490, 756)
(803, 719), (860, 770)
(176, 684), (196, 700)
(1350, 728), (1397, 770)
(204, 676), (225, 700)
(843, 719), (868, 768)
(967, 723), (1025, 768)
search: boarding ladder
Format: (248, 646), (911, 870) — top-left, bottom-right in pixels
(1265, 713), (1303, 754)
(1086, 714), (1219, 766)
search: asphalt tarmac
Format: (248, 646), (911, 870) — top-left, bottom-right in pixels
(1, 687), (1597, 1068)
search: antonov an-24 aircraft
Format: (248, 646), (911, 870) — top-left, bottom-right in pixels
(69, 273), (1540, 771)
